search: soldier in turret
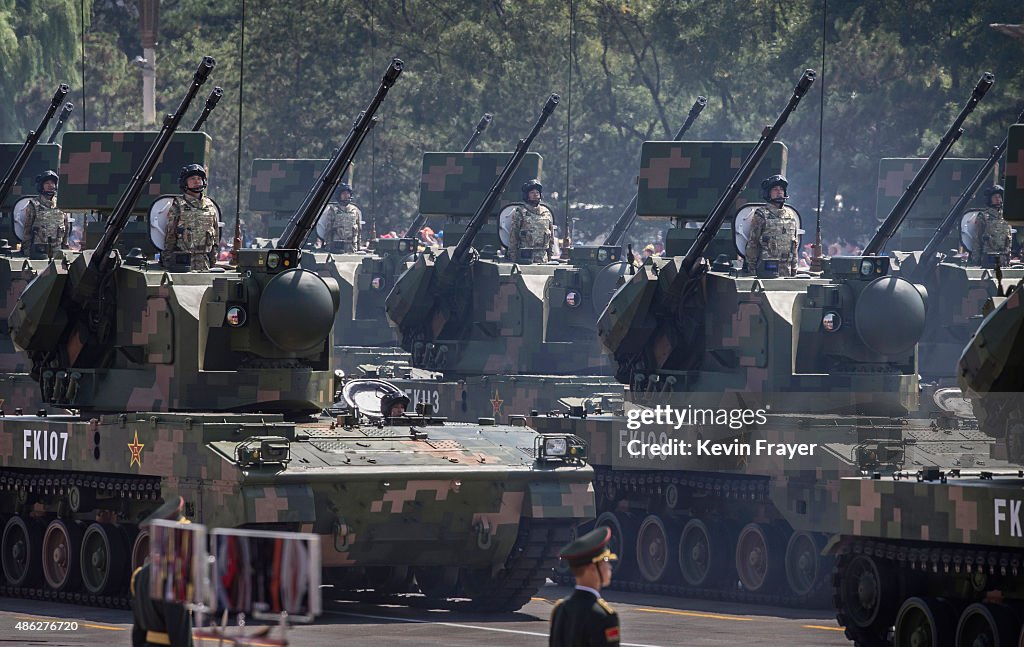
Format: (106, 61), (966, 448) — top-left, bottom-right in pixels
(508, 179), (554, 262)
(163, 164), (219, 271)
(319, 182), (362, 251)
(969, 184), (1011, 266)
(23, 170), (69, 255)
(745, 174), (799, 276)
(549, 526), (620, 646)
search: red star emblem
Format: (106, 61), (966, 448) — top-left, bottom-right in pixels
(128, 431), (145, 467)
(490, 390), (503, 417)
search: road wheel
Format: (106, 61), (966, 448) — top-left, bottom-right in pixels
(42, 519), (83, 591)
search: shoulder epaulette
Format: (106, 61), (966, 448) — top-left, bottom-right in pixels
(596, 597), (616, 615)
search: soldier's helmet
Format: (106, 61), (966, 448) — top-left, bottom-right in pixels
(178, 164), (208, 191)
(35, 169), (59, 195)
(521, 179), (543, 201)
(558, 526), (618, 568)
(380, 392), (410, 417)
(984, 184), (1004, 207)
(337, 182), (354, 199)
(761, 174), (789, 203)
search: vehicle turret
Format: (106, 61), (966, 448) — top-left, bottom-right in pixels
(5, 57), (403, 414)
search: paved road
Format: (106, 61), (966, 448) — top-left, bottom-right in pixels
(0, 583), (849, 646)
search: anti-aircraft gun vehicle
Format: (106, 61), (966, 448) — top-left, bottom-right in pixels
(880, 107), (1024, 419)
(379, 94), (630, 420)
(275, 112), (496, 374)
(0, 85), (222, 416)
(0, 85), (72, 415)
(831, 124), (1024, 647)
(0, 57), (594, 612)
(525, 71), (1015, 607)
(372, 96), (709, 421)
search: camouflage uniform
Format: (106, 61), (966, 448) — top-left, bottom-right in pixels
(23, 194), (68, 251)
(970, 206), (1012, 265)
(321, 202), (362, 249)
(745, 204), (799, 276)
(163, 194), (219, 271)
(508, 203), (554, 262)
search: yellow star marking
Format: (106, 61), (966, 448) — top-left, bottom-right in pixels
(490, 389), (503, 417)
(128, 431), (145, 467)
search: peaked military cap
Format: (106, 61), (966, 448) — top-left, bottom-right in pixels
(140, 496), (188, 527)
(559, 526), (618, 567)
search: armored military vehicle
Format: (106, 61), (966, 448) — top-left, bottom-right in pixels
(0, 58), (594, 612)
(286, 113), (495, 375)
(831, 126), (1024, 646)
(523, 72), (1013, 608)
(375, 94), (634, 420)
(0, 85), (73, 415)
(884, 109), (1024, 415)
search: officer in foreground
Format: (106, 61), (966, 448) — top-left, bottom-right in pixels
(131, 496), (194, 647)
(745, 174), (799, 276)
(163, 164), (219, 271)
(549, 526), (620, 646)
(969, 184), (1012, 266)
(320, 182), (362, 251)
(23, 169), (69, 255)
(508, 179), (555, 262)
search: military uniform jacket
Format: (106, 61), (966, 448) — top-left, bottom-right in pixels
(131, 563), (194, 647)
(745, 204), (798, 276)
(508, 202), (554, 262)
(972, 206), (1012, 263)
(163, 193), (219, 271)
(549, 587), (620, 647)
(24, 194), (68, 250)
(321, 202), (362, 249)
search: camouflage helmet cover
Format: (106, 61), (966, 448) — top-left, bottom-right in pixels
(179, 163), (207, 191)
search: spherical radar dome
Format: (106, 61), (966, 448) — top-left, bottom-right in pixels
(854, 276), (926, 356)
(259, 269), (336, 352)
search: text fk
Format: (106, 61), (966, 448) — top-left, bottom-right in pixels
(994, 499), (1024, 537)
(22, 429), (69, 461)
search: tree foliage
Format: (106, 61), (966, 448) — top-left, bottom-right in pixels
(5, 0), (1023, 247)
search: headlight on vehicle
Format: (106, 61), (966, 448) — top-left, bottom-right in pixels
(536, 434), (587, 465)
(545, 437), (568, 456)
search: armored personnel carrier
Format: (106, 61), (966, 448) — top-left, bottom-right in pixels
(831, 125), (1024, 646)
(0, 57), (594, 612)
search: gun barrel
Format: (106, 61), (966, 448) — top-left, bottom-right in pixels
(463, 112), (493, 152)
(85, 57), (215, 288)
(278, 58), (403, 250)
(912, 105), (1024, 281)
(865, 72), (994, 256)
(0, 83), (69, 207)
(46, 102), (75, 144)
(604, 95), (708, 247)
(451, 93), (559, 263)
(192, 86), (224, 131)
(680, 70), (815, 275)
